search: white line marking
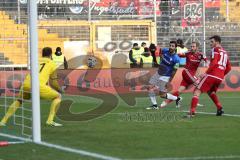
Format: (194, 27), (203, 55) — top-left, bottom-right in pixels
(56, 111), (240, 118)
(0, 133), (32, 142)
(0, 133), (120, 160)
(181, 110), (240, 117)
(39, 141), (121, 160)
(104, 111), (240, 118)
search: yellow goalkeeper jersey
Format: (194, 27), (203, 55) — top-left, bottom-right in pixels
(23, 57), (58, 87)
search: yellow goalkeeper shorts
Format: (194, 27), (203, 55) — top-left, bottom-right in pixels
(19, 85), (59, 100)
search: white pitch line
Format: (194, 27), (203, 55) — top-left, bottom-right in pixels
(0, 133), (32, 142)
(181, 110), (240, 117)
(55, 111), (240, 118)
(143, 155), (240, 160)
(104, 111), (240, 118)
(39, 141), (121, 160)
(0, 133), (120, 160)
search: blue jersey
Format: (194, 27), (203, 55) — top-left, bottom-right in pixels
(158, 48), (180, 76)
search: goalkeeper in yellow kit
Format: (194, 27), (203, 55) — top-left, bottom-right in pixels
(0, 47), (63, 127)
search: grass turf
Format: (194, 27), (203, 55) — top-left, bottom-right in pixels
(0, 92), (240, 160)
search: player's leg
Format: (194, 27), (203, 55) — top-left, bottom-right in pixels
(0, 87), (30, 126)
(207, 80), (223, 116)
(189, 75), (210, 116)
(161, 70), (195, 108)
(146, 85), (159, 109)
(158, 80), (182, 108)
(40, 86), (62, 126)
(190, 89), (201, 116)
(0, 100), (22, 126)
(47, 96), (62, 126)
(160, 85), (185, 108)
(147, 72), (161, 109)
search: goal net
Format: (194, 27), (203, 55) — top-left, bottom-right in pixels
(0, 1), (31, 141)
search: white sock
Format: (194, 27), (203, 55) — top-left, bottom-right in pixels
(149, 91), (157, 105)
(166, 93), (178, 101)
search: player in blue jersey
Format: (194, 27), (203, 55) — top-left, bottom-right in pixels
(147, 41), (182, 109)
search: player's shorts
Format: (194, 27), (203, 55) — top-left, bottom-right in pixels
(19, 84), (59, 100)
(180, 69), (198, 87)
(197, 74), (222, 93)
(149, 72), (169, 92)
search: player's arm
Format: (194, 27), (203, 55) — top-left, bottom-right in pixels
(206, 50), (219, 74)
(49, 71), (62, 93)
(178, 51), (187, 57)
(177, 48), (188, 57)
(159, 48), (163, 59)
(196, 53), (208, 77)
(224, 58), (232, 75)
(169, 62), (179, 82)
(201, 53), (209, 67)
(202, 54), (208, 62)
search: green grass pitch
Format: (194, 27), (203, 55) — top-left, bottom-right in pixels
(0, 92), (240, 160)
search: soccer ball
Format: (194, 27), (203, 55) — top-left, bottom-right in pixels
(87, 56), (97, 68)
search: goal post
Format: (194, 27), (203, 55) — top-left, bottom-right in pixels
(29, 0), (41, 143)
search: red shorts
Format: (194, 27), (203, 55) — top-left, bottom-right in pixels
(180, 69), (197, 88)
(197, 74), (222, 92)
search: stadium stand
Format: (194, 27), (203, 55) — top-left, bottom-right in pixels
(1, 1), (240, 67)
(0, 10), (66, 65)
(220, 0), (240, 22)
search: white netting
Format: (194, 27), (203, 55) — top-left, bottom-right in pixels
(0, 2), (31, 139)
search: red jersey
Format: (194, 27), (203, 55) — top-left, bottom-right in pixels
(184, 51), (206, 75)
(206, 47), (231, 80)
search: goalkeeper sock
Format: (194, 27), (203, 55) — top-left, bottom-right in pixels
(47, 98), (61, 123)
(1, 100), (21, 124)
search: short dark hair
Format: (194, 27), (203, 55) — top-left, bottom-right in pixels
(192, 41), (199, 47)
(141, 42), (146, 46)
(133, 43), (138, 47)
(209, 35), (221, 43)
(177, 39), (183, 45)
(42, 47), (52, 57)
(170, 41), (177, 47)
(56, 47), (61, 52)
(177, 39), (184, 48)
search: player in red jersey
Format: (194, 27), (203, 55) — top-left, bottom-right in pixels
(188, 35), (231, 117)
(160, 41), (207, 108)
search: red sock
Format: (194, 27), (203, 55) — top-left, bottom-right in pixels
(190, 96), (199, 113)
(165, 91), (180, 104)
(209, 92), (222, 110)
(174, 91), (180, 97)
